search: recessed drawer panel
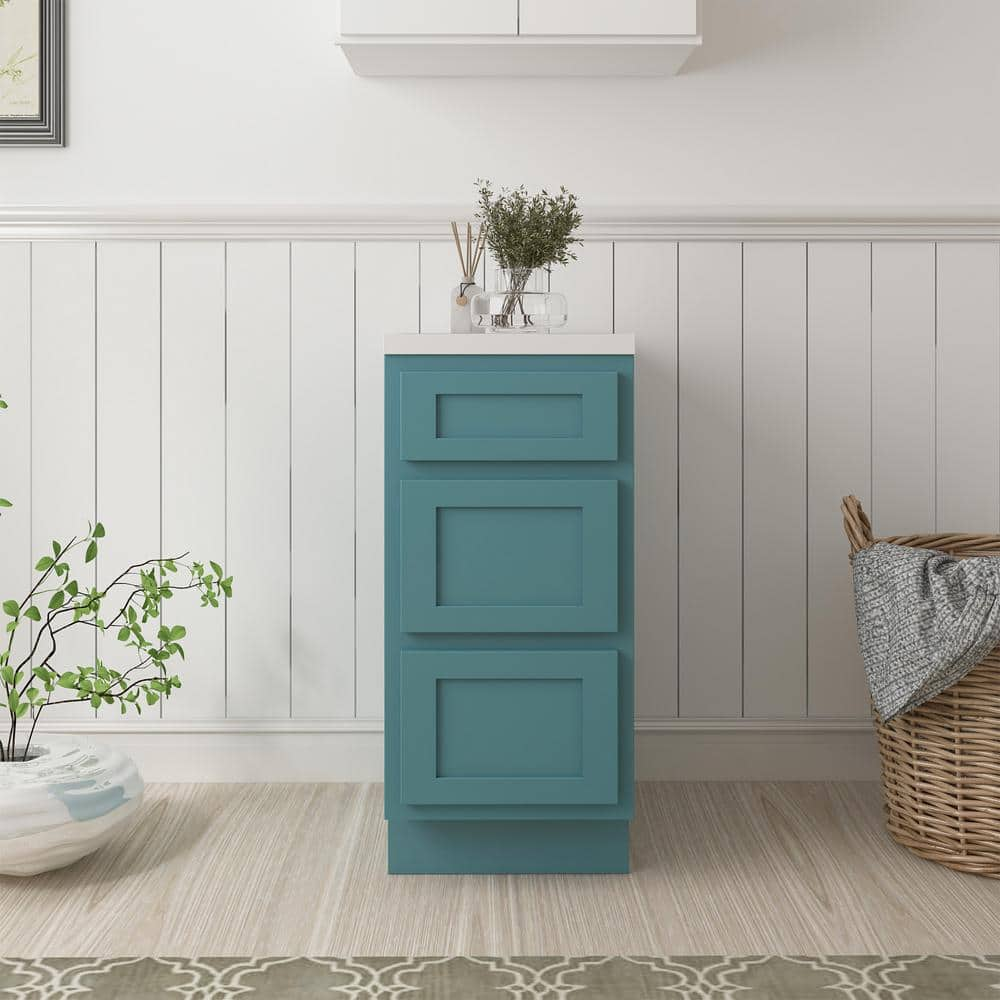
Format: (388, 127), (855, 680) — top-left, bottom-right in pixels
(400, 479), (618, 633)
(400, 650), (619, 805)
(400, 371), (618, 461)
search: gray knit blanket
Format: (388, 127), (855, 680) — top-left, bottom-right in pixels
(852, 542), (1000, 721)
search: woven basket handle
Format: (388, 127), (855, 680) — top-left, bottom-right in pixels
(842, 495), (875, 557)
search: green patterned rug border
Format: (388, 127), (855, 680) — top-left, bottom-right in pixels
(3, 955), (1000, 998)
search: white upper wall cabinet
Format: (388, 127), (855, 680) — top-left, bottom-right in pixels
(337, 0), (701, 77)
(519, 0), (698, 37)
(341, 0), (517, 37)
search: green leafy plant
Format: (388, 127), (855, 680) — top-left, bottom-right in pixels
(474, 180), (583, 330)
(0, 395), (231, 763)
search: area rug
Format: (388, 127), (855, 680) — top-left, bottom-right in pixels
(3, 955), (1000, 998)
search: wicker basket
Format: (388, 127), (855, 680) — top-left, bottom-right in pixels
(842, 494), (1000, 877)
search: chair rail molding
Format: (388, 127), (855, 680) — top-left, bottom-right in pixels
(2, 205), (1000, 240)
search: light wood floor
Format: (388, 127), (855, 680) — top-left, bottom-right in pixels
(3, 782), (1000, 956)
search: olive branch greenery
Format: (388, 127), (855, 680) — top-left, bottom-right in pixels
(0, 393), (231, 763)
(474, 180), (583, 329)
(475, 180), (583, 273)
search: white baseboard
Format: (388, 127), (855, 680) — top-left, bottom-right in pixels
(36, 718), (879, 782)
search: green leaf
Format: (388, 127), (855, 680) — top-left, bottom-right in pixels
(2, 599), (19, 617)
(169, 625), (186, 641)
(48, 590), (65, 610)
(15, 702), (29, 719)
(90, 693), (102, 710)
(24, 605), (41, 621)
(32, 666), (53, 683)
(85, 540), (98, 563)
(145, 690), (159, 706)
(0, 498), (12, 508)
(210, 561), (224, 579)
(51, 540), (61, 557)
(57, 672), (78, 689)
(66, 580), (79, 598)
(117, 626), (131, 642)
(0, 665), (14, 686)
(93, 522), (105, 538)
(8, 690), (19, 711)
(35, 555), (53, 572)
(0, 398), (7, 408)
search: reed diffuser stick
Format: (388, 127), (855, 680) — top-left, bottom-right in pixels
(450, 221), (466, 275)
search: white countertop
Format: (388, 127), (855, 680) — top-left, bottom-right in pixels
(384, 334), (635, 356)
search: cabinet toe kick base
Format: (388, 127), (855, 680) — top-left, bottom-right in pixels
(388, 820), (630, 875)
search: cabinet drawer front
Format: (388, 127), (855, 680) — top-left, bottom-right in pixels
(400, 479), (618, 633)
(400, 650), (619, 806)
(400, 371), (618, 461)
(519, 0), (697, 36)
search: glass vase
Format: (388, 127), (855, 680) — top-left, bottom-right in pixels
(472, 267), (568, 333)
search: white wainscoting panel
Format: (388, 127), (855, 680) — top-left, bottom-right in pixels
(355, 242), (419, 719)
(0, 243), (32, 675)
(936, 242), (1000, 533)
(290, 241), (357, 719)
(30, 242), (97, 720)
(806, 242), (872, 718)
(550, 241), (615, 334)
(419, 240), (460, 335)
(225, 242), (291, 719)
(742, 242), (807, 718)
(96, 241), (161, 720)
(871, 243), (936, 536)
(2, 213), (996, 777)
(677, 241), (743, 718)
(616, 240), (678, 719)
(161, 241), (227, 720)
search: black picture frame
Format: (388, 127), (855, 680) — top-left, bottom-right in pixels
(0, 0), (64, 145)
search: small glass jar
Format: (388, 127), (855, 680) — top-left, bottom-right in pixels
(472, 267), (568, 333)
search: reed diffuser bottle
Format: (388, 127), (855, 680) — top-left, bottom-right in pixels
(449, 222), (485, 334)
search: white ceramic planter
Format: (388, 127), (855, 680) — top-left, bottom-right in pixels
(0, 737), (144, 877)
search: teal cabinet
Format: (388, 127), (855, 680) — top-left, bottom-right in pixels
(385, 353), (634, 874)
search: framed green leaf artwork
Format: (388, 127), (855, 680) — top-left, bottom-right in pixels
(0, 0), (63, 145)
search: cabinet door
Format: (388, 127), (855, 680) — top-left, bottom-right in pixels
(341, 0), (518, 36)
(400, 650), (619, 805)
(519, 0), (697, 36)
(400, 371), (618, 462)
(400, 479), (618, 633)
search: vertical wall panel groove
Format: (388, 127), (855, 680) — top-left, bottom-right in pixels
(161, 241), (227, 720)
(290, 241), (356, 718)
(355, 241), (419, 719)
(616, 240), (678, 719)
(678, 241), (743, 718)
(225, 241), (291, 719)
(742, 242), (807, 718)
(807, 242), (871, 718)
(935, 242), (1000, 532)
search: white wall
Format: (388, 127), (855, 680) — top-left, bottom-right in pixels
(3, 0), (1000, 208)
